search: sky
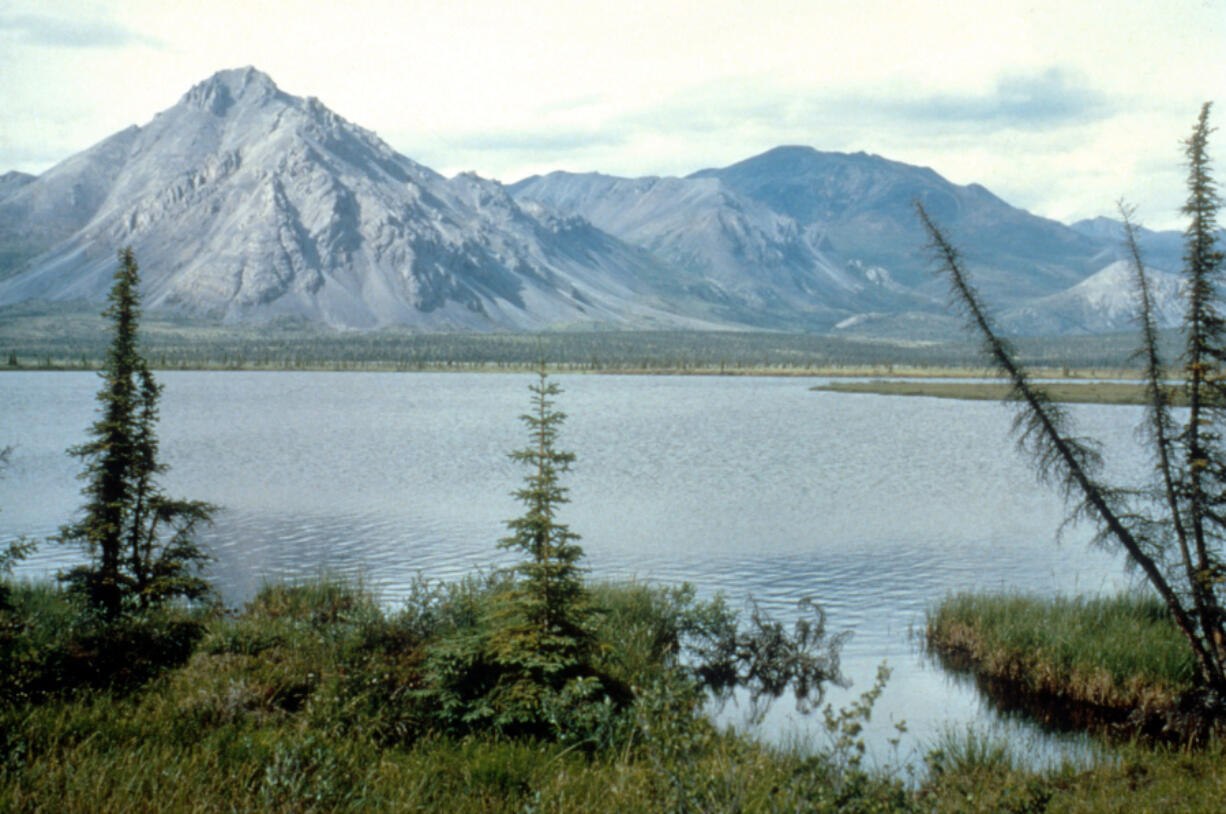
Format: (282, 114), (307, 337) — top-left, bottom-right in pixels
(1, 0), (1223, 230)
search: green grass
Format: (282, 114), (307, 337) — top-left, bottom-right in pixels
(925, 592), (1198, 713)
(0, 577), (915, 812)
(918, 729), (1226, 813)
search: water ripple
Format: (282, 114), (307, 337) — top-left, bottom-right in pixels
(0, 371), (1146, 767)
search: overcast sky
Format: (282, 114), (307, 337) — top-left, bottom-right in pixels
(1, 0), (1222, 229)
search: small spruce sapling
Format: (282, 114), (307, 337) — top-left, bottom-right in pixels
(482, 363), (615, 734)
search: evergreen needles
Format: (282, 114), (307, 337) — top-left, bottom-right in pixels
(421, 364), (625, 740)
(57, 248), (215, 619)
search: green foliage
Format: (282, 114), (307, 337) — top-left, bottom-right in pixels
(418, 364), (850, 743)
(586, 581), (734, 685)
(56, 248), (215, 618)
(12, 576), (1226, 812)
(924, 725), (1017, 778)
(920, 727), (1058, 814)
(492, 364), (596, 679)
(0, 537), (37, 613)
(421, 367), (628, 740)
(0, 582), (207, 705)
(820, 663), (895, 774)
(926, 592), (1198, 715)
(0, 445), (37, 611)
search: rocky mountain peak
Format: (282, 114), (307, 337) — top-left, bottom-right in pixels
(0, 68), (701, 331)
(0, 68), (1200, 336)
(179, 66), (282, 115)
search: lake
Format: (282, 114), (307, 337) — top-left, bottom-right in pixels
(0, 370), (1147, 767)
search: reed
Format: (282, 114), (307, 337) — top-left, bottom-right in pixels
(926, 592), (1197, 713)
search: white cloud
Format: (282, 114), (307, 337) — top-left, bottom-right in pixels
(0, 12), (164, 48)
(0, 0), (1222, 229)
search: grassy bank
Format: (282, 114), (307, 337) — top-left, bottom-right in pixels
(0, 577), (915, 812)
(5, 578), (1226, 811)
(813, 379), (1175, 405)
(925, 593), (1203, 736)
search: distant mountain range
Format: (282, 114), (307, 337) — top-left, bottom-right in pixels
(0, 67), (1211, 335)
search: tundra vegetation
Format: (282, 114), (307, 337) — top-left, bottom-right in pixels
(0, 308), (1176, 375)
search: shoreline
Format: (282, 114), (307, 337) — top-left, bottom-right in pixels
(924, 592), (1221, 744)
(3, 362), (1146, 381)
(813, 378), (1175, 405)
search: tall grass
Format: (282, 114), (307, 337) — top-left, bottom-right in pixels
(926, 592), (1198, 711)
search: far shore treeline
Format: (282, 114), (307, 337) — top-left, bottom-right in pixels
(0, 308), (1179, 374)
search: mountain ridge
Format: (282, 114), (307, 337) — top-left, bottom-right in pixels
(0, 67), (1207, 336)
(0, 67), (720, 330)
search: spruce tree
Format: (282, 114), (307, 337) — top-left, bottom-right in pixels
(58, 248), (214, 618)
(482, 363), (600, 730)
(499, 364), (590, 650)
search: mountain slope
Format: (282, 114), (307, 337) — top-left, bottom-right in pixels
(0, 171), (35, 200)
(0, 68), (709, 330)
(510, 170), (932, 331)
(690, 146), (1105, 303)
(1001, 260), (1184, 335)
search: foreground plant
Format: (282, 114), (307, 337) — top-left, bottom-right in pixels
(57, 248), (215, 619)
(917, 104), (1226, 700)
(422, 366), (849, 743)
(422, 365), (625, 739)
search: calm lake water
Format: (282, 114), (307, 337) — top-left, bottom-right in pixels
(0, 370), (1148, 767)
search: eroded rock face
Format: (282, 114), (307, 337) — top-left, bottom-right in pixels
(0, 68), (699, 330)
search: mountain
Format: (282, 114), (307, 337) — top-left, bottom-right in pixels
(509, 170), (928, 331)
(1001, 260), (1184, 335)
(0, 68), (1207, 336)
(1069, 216), (1189, 273)
(0, 68), (713, 330)
(689, 147), (1110, 303)
(0, 171), (35, 200)
(513, 147), (1143, 335)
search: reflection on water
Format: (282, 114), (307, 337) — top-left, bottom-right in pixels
(1, 370), (1150, 767)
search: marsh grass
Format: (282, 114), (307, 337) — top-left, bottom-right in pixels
(926, 592), (1198, 715)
